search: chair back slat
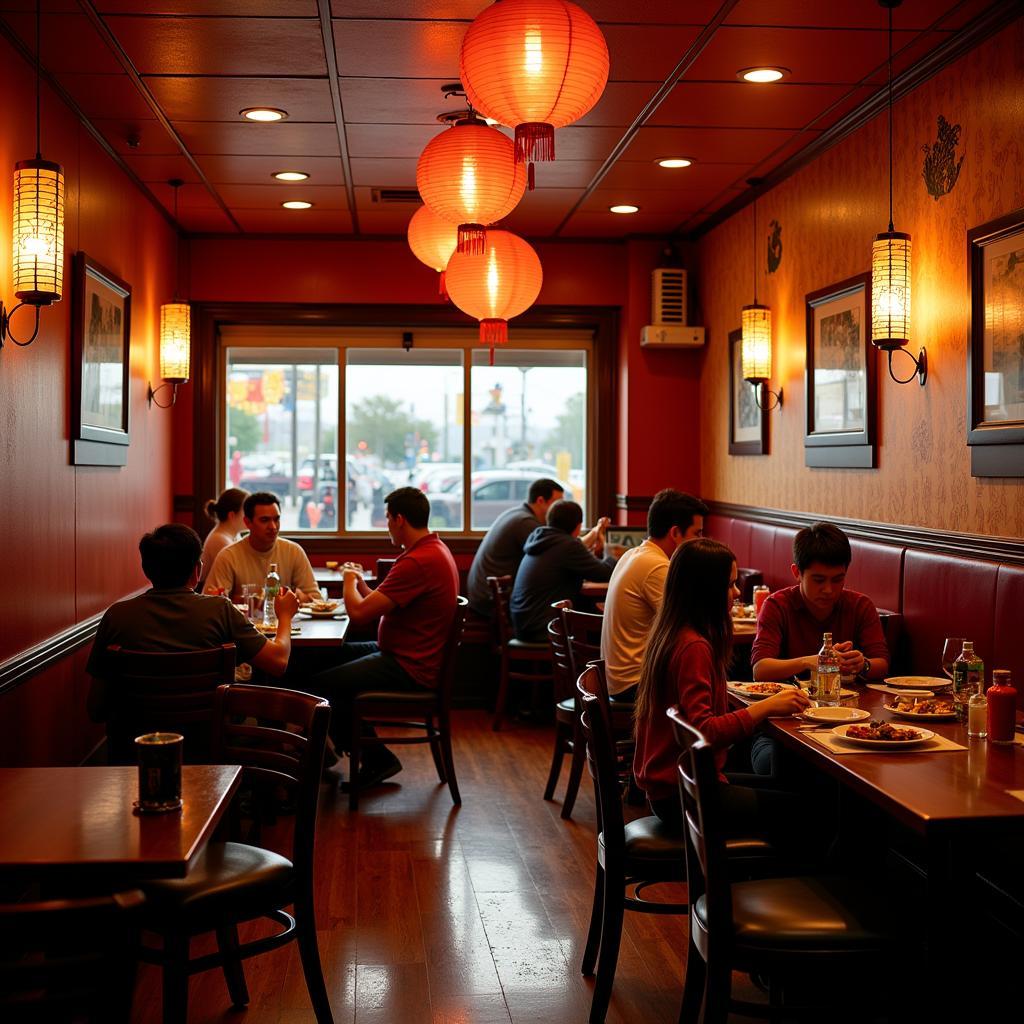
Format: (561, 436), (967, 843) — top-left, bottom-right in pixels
(547, 599), (574, 704)
(0, 890), (144, 1023)
(212, 684), (330, 872)
(667, 707), (732, 935)
(487, 575), (514, 647)
(103, 644), (237, 762)
(577, 671), (624, 847)
(564, 607), (603, 678)
(440, 598), (468, 704)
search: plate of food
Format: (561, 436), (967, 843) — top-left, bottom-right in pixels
(727, 681), (790, 700)
(884, 696), (957, 720)
(884, 675), (951, 690)
(303, 599), (343, 618)
(833, 721), (934, 748)
(255, 621), (301, 635)
(731, 603), (757, 622)
(802, 706), (871, 724)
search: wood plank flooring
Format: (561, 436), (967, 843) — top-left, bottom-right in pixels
(129, 710), (759, 1023)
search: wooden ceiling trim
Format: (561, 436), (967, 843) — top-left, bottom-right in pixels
(318, 0), (359, 233)
(681, 0), (1022, 239)
(552, 0), (741, 236)
(76, 0), (242, 232)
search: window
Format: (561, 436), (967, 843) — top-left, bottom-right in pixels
(219, 326), (592, 536)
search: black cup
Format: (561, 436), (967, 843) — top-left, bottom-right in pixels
(135, 732), (184, 812)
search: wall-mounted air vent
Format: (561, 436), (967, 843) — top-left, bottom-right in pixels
(652, 268), (686, 324)
(371, 188), (422, 204)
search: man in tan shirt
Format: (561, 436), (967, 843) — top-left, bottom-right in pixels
(600, 490), (707, 699)
(204, 491), (319, 602)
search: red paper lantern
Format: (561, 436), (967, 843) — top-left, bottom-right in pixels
(407, 204), (459, 296)
(460, 0), (609, 177)
(445, 229), (543, 363)
(416, 117), (527, 255)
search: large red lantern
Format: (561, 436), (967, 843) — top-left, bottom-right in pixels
(445, 229), (543, 364)
(407, 204), (459, 297)
(459, 0), (609, 180)
(416, 116), (527, 255)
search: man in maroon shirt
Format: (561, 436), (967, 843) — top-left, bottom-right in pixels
(312, 487), (459, 789)
(751, 522), (890, 682)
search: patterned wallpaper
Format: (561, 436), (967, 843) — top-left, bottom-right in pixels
(698, 19), (1024, 539)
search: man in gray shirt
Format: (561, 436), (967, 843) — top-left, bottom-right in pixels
(466, 478), (564, 618)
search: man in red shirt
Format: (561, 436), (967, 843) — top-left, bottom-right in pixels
(751, 522), (890, 682)
(312, 487), (459, 789)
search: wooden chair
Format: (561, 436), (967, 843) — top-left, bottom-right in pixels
(0, 890), (145, 1024)
(138, 684), (333, 1024)
(101, 644), (237, 764)
(669, 707), (895, 1023)
(348, 597), (467, 810)
(576, 667), (688, 1024)
(488, 575), (553, 730)
(544, 599), (586, 819)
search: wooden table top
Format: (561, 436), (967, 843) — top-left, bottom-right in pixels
(0, 764), (241, 880)
(739, 684), (1024, 837)
(292, 612), (350, 647)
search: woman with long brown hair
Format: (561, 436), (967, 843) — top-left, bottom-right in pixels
(198, 487), (248, 590)
(634, 538), (808, 828)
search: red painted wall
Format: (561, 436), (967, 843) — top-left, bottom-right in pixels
(0, 32), (177, 764)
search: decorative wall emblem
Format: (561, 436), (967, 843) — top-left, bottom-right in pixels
(922, 114), (964, 201)
(766, 219), (782, 274)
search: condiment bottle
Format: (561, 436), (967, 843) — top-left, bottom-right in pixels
(987, 669), (1017, 745)
(968, 690), (988, 739)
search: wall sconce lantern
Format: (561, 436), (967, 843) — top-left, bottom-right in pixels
(1, 2), (64, 353)
(740, 182), (782, 410)
(149, 180), (190, 408)
(871, 0), (926, 386)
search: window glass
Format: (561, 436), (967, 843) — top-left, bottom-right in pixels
(225, 348), (338, 531)
(470, 349), (587, 529)
(345, 349), (464, 531)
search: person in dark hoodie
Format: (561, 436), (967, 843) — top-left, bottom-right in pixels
(510, 499), (615, 641)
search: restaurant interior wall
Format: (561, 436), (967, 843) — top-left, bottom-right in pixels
(0, 30), (178, 766)
(698, 18), (1024, 541)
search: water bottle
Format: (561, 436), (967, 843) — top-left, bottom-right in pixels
(263, 562), (281, 627)
(952, 641), (984, 724)
(816, 632), (841, 707)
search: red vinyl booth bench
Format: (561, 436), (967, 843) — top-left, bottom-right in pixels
(705, 512), (1024, 711)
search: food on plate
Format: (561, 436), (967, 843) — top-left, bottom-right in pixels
(732, 604), (756, 619)
(846, 720), (922, 742)
(891, 697), (955, 715)
(309, 599), (339, 614)
(744, 682), (785, 695)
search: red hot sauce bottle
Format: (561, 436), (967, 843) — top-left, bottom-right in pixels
(987, 669), (1017, 744)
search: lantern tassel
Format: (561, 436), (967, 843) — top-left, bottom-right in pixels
(457, 224), (487, 255)
(527, 162), (535, 191)
(515, 123), (555, 164)
(480, 318), (507, 366)
(438, 270), (449, 301)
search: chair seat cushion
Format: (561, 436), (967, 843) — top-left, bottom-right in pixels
(695, 876), (890, 951)
(356, 689), (437, 705)
(508, 638), (550, 652)
(141, 842), (293, 921)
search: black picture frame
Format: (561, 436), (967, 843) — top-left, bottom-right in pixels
(728, 327), (767, 455)
(804, 272), (876, 468)
(71, 253), (132, 467)
(967, 207), (1024, 477)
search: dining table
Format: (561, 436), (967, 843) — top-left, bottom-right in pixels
(290, 611), (350, 648)
(0, 764), (242, 884)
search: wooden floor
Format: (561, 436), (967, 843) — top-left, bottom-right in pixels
(130, 709), (759, 1024)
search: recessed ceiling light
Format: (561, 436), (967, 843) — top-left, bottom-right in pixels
(240, 107), (288, 122)
(273, 170), (309, 181)
(281, 200), (312, 210)
(737, 67), (789, 83)
(609, 204), (639, 214)
(657, 158), (693, 169)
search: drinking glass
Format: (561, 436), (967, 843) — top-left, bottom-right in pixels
(941, 637), (965, 680)
(753, 585), (770, 616)
(135, 732), (183, 813)
(241, 583), (262, 622)
(800, 670), (819, 702)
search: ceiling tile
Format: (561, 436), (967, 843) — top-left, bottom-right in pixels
(576, 82), (654, 127)
(725, 0), (970, 31)
(122, 152), (201, 183)
(339, 77), (462, 125)
(863, 29), (957, 85)
(352, 185), (420, 210)
(500, 189), (586, 237)
(0, 13), (124, 72)
(176, 121), (340, 156)
(559, 210), (679, 237)
(622, 125), (814, 165)
(346, 123), (447, 159)
(348, 157), (417, 187)
(602, 24), (703, 82)
(97, 2), (316, 13)
(54, 72), (154, 120)
(354, 207), (423, 235)
(195, 153), (346, 185)
(600, 160), (749, 191)
(217, 183), (349, 210)
(581, 187), (727, 216)
(177, 206), (239, 234)
(145, 76), (335, 123)
(523, 159), (605, 189)
(330, 0), (722, 23)
(92, 118), (181, 154)
(150, 180), (221, 209)
(333, 19), (463, 78)
(232, 208), (354, 234)
(106, 15), (328, 75)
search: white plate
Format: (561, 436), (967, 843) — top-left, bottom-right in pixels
(884, 702), (957, 721)
(304, 606), (343, 618)
(832, 723), (935, 748)
(884, 676), (951, 690)
(802, 706), (870, 724)
(727, 682), (792, 700)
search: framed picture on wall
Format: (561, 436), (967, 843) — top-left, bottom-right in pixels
(804, 272), (876, 468)
(71, 253), (132, 466)
(728, 327), (767, 455)
(967, 207), (1024, 477)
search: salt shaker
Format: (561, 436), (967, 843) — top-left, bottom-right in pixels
(967, 690), (988, 739)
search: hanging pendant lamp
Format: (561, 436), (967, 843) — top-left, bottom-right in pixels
(1, 0), (65, 351)
(871, 0), (926, 386)
(459, 0), (609, 188)
(740, 181), (781, 411)
(407, 204), (459, 297)
(149, 180), (190, 407)
(416, 113), (527, 255)
(445, 229), (543, 365)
